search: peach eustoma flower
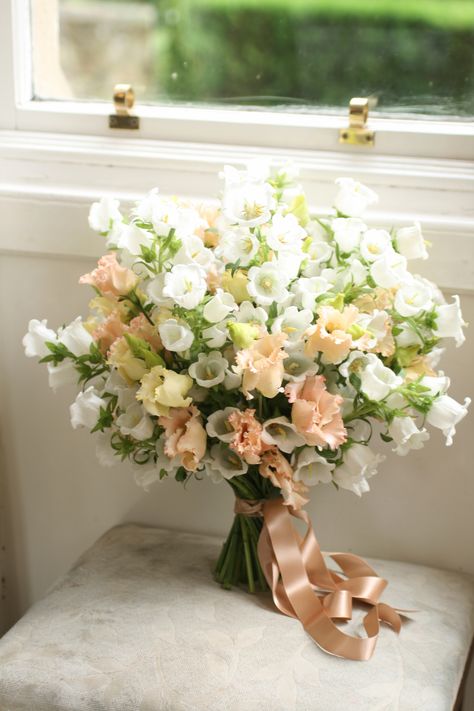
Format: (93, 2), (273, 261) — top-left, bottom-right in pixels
(228, 408), (270, 465)
(305, 304), (359, 364)
(159, 405), (206, 472)
(93, 311), (129, 354)
(128, 314), (162, 352)
(285, 375), (347, 450)
(79, 253), (138, 298)
(259, 448), (309, 510)
(235, 332), (288, 399)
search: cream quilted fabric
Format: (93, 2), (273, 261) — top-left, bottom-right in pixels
(0, 525), (472, 711)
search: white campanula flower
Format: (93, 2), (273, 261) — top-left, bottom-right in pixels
(146, 273), (175, 308)
(23, 318), (57, 357)
(173, 234), (214, 270)
(148, 195), (180, 236)
(359, 229), (393, 262)
(116, 223), (153, 255)
(116, 403), (154, 441)
(304, 237), (333, 264)
(283, 349), (319, 382)
(202, 321), (229, 348)
(370, 251), (408, 288)
(395, 325), (422, 349)
(247, 261), (291, 306)
(133, 188), (160, 223)
(47, 361), (77, 391)
(70, 387), (105, 430)
(133, 463), (162, 491)
(276, 251), (304, 280)
(162, 264), (207, 309)
(394, 280), (433, 318)
(333, 178), (378, 218)
(388, 416), (430, 456)
(395, 222), (428, 260)
(206, 407), (240, 442)
(188, 351), (228, 388)
(204, 443), (248, 483)
(265, 212), (306, 253)
(360, 356), (403, 401)
(426, 395), (470, 446)
(88, 197), (122, 233)
(95, 432), (118, 467)
(338, 350), (371, 379)
(158, 319), (194, 352)
(203, 289), (237, 323)
(291, 276), (330, 311)
(223, 368), (242, 390)
(215, 227), (259, 266)
(220, 160), (271, 187)
(271, 306), (313, 344)
(434, 295), (466, 347)
(292, 447), (334, 486)
(156, 433), (180, 473)
(58, 317), (94, 357)
(235, 300), (268, 326)
(346, 258), (369, 285)
(332, 217), (366, 253)
(261, 416), (305, 453)
(222, 181), (275, 227)
(419, 375), (450, 396)
(333, 444), (385, 496)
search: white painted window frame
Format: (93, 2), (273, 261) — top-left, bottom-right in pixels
(1, 0), (474, 160)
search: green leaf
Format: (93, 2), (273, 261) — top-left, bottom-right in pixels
(349, 373), (361, 391)
(175, 467), (188, 483)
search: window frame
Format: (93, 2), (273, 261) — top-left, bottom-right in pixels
(1, 0), (474, 160)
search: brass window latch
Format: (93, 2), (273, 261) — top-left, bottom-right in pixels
(109, 84), (140, 130)
(339, 97), (374, 147)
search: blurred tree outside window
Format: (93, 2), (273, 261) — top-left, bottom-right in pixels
(31, 0), (474, 118)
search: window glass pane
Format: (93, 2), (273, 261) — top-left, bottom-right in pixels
(31, 0), (474, 118)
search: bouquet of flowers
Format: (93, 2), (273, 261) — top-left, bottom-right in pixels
(24, 162), (469, 659)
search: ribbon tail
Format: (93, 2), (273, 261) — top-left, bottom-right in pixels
(258, 497), (402, 662)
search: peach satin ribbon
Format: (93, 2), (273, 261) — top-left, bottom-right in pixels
(235, 496), (402, 661)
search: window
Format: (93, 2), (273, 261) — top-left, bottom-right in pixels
(1, 0), (473, 161)
(32, 0), (474, 120)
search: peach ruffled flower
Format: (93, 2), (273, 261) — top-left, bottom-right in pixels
(285, 375), (347, 450)
(305, 304), (359, 364)
(196, 204), (221, 248)
(228, 408), (270, 465)
(235, 332), (288, 399)
(92, 311), (129, 354)
(158, 405), (206, 472)
(354, 288), (394, 313)
(128, 314), (162, 352)
(79, 253), (138, 298)
(259, 448), (309, 510)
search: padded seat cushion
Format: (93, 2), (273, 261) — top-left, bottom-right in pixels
(0, 524), (473, 710)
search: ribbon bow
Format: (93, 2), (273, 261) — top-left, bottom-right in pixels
(237, 496), (403, 661)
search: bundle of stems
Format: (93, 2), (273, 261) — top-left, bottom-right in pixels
(214, 469), (279, 593)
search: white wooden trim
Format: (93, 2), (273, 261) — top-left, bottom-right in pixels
(12, 100), (474, 161)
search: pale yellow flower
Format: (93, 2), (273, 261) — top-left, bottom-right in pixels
(137, 366), (192, 417)
(221, 269), (250, 304)
(108, 337), (147, 383)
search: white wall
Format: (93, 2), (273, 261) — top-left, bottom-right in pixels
(0, 193), (473, 630)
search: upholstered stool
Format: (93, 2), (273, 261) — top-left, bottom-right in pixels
(0, 525), (472, 711)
